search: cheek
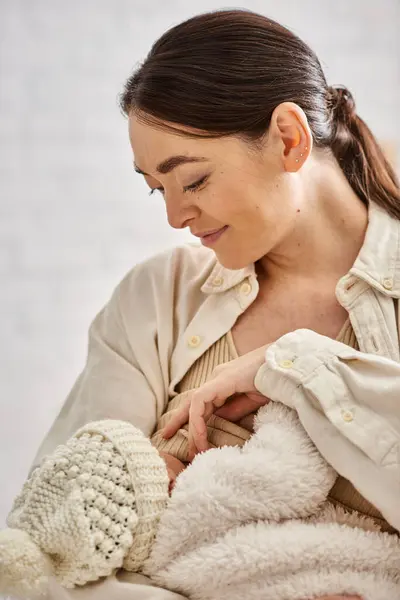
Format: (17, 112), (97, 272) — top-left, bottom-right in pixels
(223, 189), (272, 229)
(242, 176), (296, 229)
(199, 171), (285, 228)
(204, 181), (251, 222)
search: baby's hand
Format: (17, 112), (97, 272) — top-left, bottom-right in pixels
(158, 451), (186, 494)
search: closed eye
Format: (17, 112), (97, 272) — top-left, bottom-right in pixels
(148, 174), (210, 197)
(183, 174), (209, 193)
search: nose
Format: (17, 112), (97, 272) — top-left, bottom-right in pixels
(165, 194), (199, 230)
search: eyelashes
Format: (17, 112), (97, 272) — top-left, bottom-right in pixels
(184, 174), (209, 193)
(148, 174), (209, 196)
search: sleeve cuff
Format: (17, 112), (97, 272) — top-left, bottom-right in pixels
(254, 329), (359, 409)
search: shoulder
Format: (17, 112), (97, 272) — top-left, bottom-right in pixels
(116, 242), (217, 315)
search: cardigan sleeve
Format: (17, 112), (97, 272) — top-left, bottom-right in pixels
(30, 264), (170, 471)
(254, 328), (400, 532)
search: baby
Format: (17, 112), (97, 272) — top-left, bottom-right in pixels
(150, 389), (256, 494)
(2, 401), (399, 600)
(157, 451), (186, 494)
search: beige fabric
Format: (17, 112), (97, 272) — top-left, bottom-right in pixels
(1, 421), (169, 599)
(144, 401), (400, 600)
(321, 323), (396, 534)
(152, 319), (393, 533)
(157, 323), (356, 457)
(151, 333), (252, 462)
(29, 200), (400, 598)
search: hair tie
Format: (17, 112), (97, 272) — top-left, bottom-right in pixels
(327, 85), (357, 121)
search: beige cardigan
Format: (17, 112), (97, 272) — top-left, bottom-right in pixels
(33, 199), (400, 530)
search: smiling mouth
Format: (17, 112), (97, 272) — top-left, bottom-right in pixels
(200, 226), (229, 246)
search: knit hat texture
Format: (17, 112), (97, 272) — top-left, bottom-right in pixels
(0, 420), (170, 598)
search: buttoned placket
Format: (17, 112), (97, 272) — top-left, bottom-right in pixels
(330, 271), (400, 426)
(336, 273), (400, 362)
(168, 270), (259, 395)
(170, 268), (400, 397)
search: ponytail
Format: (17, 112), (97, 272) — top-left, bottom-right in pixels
(327, 85), (400, 219)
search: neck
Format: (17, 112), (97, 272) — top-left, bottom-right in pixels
(257, 154), (369, 286)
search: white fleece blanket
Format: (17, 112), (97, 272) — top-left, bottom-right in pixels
(142, 403), (400, 600)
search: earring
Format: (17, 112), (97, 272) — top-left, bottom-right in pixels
(296, 146), (308, 162)
(298, 146), (308, 160)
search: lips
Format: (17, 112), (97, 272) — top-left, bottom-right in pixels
(192, 227), (224, 237)
(199, 226), (228, 247)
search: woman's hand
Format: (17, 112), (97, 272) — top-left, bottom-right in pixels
(161, 344), (270, 460)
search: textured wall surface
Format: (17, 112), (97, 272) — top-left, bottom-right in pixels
(1, 0), (399, 528)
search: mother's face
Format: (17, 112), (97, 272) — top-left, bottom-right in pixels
(129, 110), (304, 270)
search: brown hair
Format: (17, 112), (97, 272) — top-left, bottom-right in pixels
(120, 8), (400, 219)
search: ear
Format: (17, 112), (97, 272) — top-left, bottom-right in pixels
(270, 102), (313, 172)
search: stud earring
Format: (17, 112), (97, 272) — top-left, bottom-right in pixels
(298, 146), (308, 160)
(296, 146), (308, 162)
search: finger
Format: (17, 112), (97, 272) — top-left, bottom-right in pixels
(190, 376), (238, 421)
(191, 409), (210, 454)
(188, 384), (227, 452)
(188, 432), (197, 462)
(188, 422), (209, 462)
(164, 370), (236, 441)
(186, 400), (210, 462)
(214, 394), (259, 421)
(162, 397), (191, 439)
(188, 394), (230, 459)
(186, 381), (229, 460)
(214, 393), (269, 421)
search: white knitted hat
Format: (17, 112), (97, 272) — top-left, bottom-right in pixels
(0, 420), (169, 599)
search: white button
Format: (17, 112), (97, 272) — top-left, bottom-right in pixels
(212, 276), (224, 287)
(188, 335), (201, 348)
(341, 409), (354, 423)
(382, 277), (393, 290)
(240, 282), (252, 295)
(280, 359), (294, 369)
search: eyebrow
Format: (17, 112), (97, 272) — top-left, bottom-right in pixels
(134, 155), (208, 176)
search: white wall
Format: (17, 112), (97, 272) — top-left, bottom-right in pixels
(1, 0), (399, 526)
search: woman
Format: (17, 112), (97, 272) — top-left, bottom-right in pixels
(30, 8), (399, 600)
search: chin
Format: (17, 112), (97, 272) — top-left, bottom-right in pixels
(214, 251), (253, 271)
